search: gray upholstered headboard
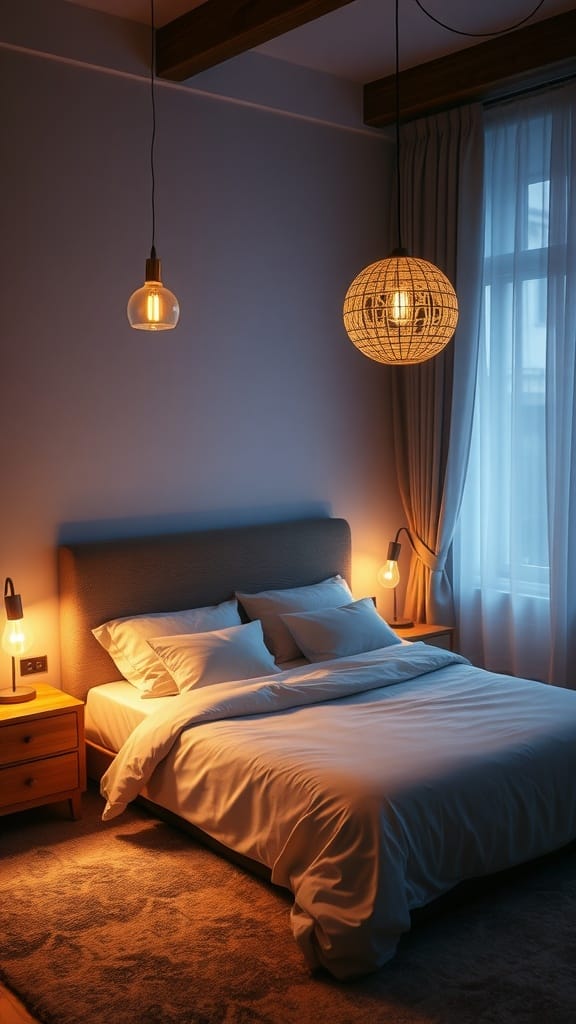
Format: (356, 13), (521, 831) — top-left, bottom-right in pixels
(58, 517), (351, 700)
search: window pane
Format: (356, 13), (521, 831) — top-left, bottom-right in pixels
(472, 108), (551, 592)
(527, 180), (549, 250)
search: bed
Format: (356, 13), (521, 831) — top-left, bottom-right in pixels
(58, 516), (576, 980)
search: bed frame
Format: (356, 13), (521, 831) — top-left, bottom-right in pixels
(58, 515), (351, 787)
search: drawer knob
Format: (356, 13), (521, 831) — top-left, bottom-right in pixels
(25, 777), (37, 787)
(22, 735), (33, 744)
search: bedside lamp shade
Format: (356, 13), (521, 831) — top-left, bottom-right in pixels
(0, 578), (36, 704)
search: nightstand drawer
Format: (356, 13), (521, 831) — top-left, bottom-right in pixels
(0, 752), (80, 810)
(422, 634), (452, 651)
(0, 713), (78, 767)
(399, 624), (455, 651)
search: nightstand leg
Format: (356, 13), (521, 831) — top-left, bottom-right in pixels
(68, 794), (82, 820)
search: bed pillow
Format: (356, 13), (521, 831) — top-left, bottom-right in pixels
(280, 597), (402, 663)
(92, 599), (242, 698)
(236, 575), (353, 664)
(147, 620), (280, 693)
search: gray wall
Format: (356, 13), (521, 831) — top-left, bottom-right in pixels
(0, 1), (402, 679)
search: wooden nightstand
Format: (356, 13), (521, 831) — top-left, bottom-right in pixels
(396, 623), (456, 651)
(0, 682), (86, 820)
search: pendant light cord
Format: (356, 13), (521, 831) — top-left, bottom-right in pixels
(413, 0), (544, 38)
(393, 0), (545, 252)
(394, 0), (403, 252)
(149, 0), (157, 260)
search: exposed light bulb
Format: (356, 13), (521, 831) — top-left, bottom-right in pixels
(127, 251), (180, 331)
(377, 560), (400, 589)
(2, 616), (33, 656)
(388, 289), (412, 326)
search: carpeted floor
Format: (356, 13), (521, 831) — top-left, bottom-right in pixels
(1, 785), (575, 1024)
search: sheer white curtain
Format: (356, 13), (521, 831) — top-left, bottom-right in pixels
(455, 83), (576, 686)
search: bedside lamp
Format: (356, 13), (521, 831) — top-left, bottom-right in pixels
(0, 577), (36, 704)
(377, 528), (414, 629)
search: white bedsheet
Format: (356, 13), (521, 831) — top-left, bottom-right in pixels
(85, 663), (310, 751)
(85, 680), (173, 751)
(100, 643), (576, 979)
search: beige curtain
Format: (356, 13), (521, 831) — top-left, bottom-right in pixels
(392, 104), (484, 625)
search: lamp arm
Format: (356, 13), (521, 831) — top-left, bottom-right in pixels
(394, 528), (443, 572)
(393, 526), (417, 554)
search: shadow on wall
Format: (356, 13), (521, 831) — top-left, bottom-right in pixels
(57, 501), (334, 545)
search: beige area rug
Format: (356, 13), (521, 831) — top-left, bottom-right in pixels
(1, 785), (575, 1024)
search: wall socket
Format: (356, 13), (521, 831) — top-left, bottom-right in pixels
(20, 655), (48, 675)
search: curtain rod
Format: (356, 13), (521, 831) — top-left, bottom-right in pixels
(484, 67), (576, 111)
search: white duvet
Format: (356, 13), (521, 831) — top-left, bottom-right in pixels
(100, 643), (576, 979)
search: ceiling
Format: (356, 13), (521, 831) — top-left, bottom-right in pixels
(62, 0), (576, 84)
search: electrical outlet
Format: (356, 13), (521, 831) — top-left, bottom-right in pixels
(20, 655), (48, 675)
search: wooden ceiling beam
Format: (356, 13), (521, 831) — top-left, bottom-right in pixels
(363, 10), (576, 128)
(156, 0), (355, 81)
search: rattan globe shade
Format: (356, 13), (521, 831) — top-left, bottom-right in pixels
(343, 250), (458, 365)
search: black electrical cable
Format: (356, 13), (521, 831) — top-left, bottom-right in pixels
(149, 0), (157, 258)
(394, 0), (548, 244)
(413, 0), (545, 38)
(394, 0), (403, 249)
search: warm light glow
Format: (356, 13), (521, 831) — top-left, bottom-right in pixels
(2, 617), (33, 657)
(147, 289), (160, 324)
(343, 252), (458, 365)
(389, 290), (411, 326)
(127, 279), (180, 331)
(377, 560), (400, 590)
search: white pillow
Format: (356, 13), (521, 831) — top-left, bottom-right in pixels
(236, 575), (353, 664)
(92, 600), (241, 697)
(280, 597), (402, 663)
(147, 620), (280, 693)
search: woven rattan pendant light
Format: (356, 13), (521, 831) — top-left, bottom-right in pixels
(343, 0), (458, 365)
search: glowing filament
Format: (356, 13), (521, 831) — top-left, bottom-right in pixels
(389, 290), (412, 325)
(147, 288), (161, 325)
(2, 618), (32, 656)
(377, 560), (400, 589)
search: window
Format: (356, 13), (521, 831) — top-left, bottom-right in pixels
(456, 85), (576, 682)
(463, 111), (552, 595)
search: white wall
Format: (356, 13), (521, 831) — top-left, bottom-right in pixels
(0, 1), (402, 682)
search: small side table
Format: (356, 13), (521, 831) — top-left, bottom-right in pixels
(396, 623), (456, 651)
(0, 681), (86, 819)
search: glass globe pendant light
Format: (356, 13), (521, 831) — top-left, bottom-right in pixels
(343, 0), (458, 365)
(127, 0), (179, 331)
(127, 247), (179, 331)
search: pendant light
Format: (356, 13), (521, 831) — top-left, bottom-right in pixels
(343, 0), (457, 365)
(127, 0), (179, 331)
